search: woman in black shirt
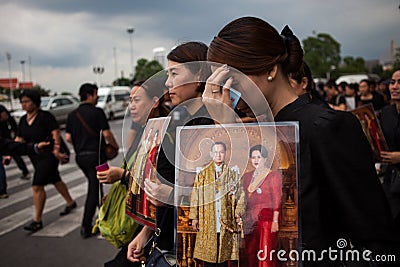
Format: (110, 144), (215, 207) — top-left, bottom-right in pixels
(16, 90), (76, 232)
(205, 16), (398, 266)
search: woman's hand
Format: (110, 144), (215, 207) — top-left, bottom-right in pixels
(271, 221), (279, 233)
(97, 166), (124, 184)
(202, 65), (236, 124)
(381, 151), (400, 165)
(144, 178), (173, 206)
(127, 227), (154, 263)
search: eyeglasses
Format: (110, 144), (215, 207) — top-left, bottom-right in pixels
(20, 100), (32, 104)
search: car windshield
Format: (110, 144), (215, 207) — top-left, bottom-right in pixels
(97, 95), (106, 102)
(41, 99), (50, 107)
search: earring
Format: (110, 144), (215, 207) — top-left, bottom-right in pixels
(267, 76), (273, 81)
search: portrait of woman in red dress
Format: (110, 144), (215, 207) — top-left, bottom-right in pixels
(241, 144), (282, 267)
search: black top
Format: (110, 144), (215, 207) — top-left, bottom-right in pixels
(358, 91), (386, 111)
(275, 94), (397, 259)
(380, 104), (400, 153)
(0, 104), (17, 139)
(379, 104), (400, 220)
(155, 104), (214, 251)
(328, 94), (346, 107)
(17, 110), (58, 143)
(65, 103), (109, 153)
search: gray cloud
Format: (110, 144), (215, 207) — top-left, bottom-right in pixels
(0, 0), (399, 93)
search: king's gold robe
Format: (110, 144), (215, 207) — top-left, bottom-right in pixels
(189, 162), (245, 263)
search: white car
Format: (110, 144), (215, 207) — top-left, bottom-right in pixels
(96, 86), (130, 120)
(12, 95), (80, 125)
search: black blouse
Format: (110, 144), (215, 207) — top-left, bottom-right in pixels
(275, 94), (396, 258)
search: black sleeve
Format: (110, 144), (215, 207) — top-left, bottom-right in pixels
(312, 111), (396, 246)
(43, 111), (59, 132)
(338, 95), (346, 106)
(0, 137), (35, 156)
(154, 133), (176, 251)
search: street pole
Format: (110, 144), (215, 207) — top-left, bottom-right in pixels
(93, 66), (105, 86)
(20, 60), (26, 88)
(6, 52), (13, 111)
(127, 27), (135, 78)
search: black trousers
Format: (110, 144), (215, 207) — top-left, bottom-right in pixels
(76, 152), (103, 231)
(13, 155), (29, 175)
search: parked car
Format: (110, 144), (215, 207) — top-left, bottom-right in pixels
(96, 86), (130, 120)
(12, 95), (80, 125)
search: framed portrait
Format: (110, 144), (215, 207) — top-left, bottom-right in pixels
(351, 104), (389, 162)
(174, 122), (299, 267)
(126, 117), (171, 229)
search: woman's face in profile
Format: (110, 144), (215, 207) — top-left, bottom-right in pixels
(389, 70), (400, 101)
(129, 86), (154, 125)
(165, 61), (201, 107)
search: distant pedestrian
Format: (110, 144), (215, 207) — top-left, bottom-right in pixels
(15, 90), (76, 232)
(0, 103), (31, 180)
(65, 83), (119, 238)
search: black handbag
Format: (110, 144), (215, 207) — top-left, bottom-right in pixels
(145, 247), (176, 267)
(390, 167), (400, 194)
(144, 209), (176, 267)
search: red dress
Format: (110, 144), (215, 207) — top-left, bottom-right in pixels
(241, 170), (282, 267)
(136, 145), (157, 217)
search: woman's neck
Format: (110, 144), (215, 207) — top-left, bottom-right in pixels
(186, 98), (203, 115)
(269, 84), (298, 117)
(395, 101), (400, 113)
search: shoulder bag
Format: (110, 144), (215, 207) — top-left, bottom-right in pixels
(74, 110), (118, 160)
(144, 208), (176, 267)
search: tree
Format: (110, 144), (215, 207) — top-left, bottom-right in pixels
(133, 58), (164, 82)
(112, 77), (131, 86)
(339, 56), (367, 74)
(303, 32), (341, 78)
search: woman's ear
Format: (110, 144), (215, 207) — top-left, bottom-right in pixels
(268, 65), (279, 80)
(301, 77), (308, 90)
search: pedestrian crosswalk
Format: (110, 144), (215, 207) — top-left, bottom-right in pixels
(0, 157), (91, 237)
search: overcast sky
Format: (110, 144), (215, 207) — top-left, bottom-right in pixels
(0, 0), (399, 94)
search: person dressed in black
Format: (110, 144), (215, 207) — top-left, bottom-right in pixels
(380, 68), (400, 235)
(288, 60), (329, 108)
(65, 83), (119, 238)
(15, 90), (76, 232)
(358, 79), (386, 112)
(0, 104), (30, 180)
(205, 17), (398, 266)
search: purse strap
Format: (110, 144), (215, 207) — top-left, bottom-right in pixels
(150, 206), (170, 251)
(74, 110), (98, 138)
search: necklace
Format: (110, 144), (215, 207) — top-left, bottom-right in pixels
(247, 169), (270, 193)
(26, 111), (38, 125)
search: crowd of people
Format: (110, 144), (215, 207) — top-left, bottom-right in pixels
(0, 15), (399, 267)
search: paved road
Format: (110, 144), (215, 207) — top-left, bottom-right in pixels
(0, 118), (128, 267)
